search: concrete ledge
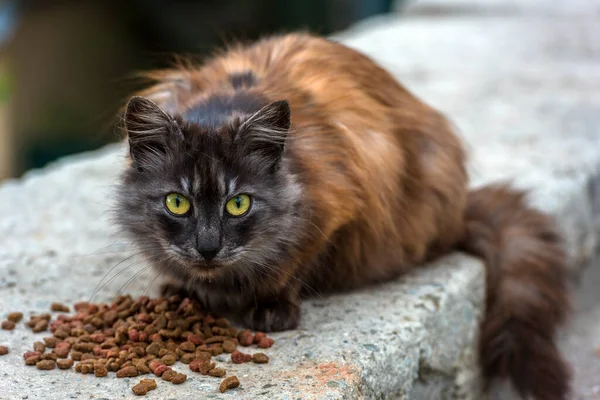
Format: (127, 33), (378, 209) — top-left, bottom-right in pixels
(0, 147), (484, 399)
(1, 1), (599, 398)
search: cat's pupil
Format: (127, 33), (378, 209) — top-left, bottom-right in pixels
(235, 197), (242, 208)
(175, 197), (181, 207)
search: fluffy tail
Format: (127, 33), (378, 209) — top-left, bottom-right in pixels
(458, 184), (571, 400)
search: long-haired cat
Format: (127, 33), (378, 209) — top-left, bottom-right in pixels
(116, 33), (571, 399)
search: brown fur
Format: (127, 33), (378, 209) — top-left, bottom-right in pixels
(122, 33), (571, 399)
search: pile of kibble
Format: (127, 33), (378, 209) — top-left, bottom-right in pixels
(0, 295), (274, 395)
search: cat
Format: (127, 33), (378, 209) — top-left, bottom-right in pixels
(115, 33), (571, 400)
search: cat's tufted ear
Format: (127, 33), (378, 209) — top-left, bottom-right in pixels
(124, 96), (181, 170)
(236, 100), (291, 171)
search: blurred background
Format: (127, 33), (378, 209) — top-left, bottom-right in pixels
(0, 0), (410, 181)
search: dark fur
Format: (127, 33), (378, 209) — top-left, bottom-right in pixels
(115, 33), (571, 399)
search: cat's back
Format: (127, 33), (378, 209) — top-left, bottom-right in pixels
(141, 32), (414, 136)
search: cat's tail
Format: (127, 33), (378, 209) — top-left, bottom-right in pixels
(458, 184), (571, 400)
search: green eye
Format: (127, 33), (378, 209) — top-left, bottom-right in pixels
(225, 194), (252, 216)
(165, 193), (191, 215)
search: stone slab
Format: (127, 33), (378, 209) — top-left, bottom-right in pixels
(0, 146), (484, 399)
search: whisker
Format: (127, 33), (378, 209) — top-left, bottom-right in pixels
(89, 251), (148, 300)
(88, 253), (163, 301)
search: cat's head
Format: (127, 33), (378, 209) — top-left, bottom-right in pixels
(115, 95), (303, 286)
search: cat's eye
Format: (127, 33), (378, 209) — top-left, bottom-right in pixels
(165, 193), (191, 215)
(225, 194), (252, 217)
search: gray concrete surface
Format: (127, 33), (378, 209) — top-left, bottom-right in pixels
(1, 0), (599, 398)
(0, 147), (484, 399)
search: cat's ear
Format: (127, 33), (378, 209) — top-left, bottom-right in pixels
(237, 100), (291, 171)
(124, 96), (180, 169)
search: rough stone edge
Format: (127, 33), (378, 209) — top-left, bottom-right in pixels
(347, 255), (486, 400)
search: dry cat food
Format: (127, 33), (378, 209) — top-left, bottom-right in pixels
(132, 378), (158, 395)
(8, 295), (273, 395)
(7, 312), (23, 323)
(252, 352), (270, 364)
(50, 302), (70, 312)
(1, 320), (16, 330)
(219, 375), (241, 393)
(0, 345), (8, 355)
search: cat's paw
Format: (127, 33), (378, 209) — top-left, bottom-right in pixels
(243, 298), (301, 332)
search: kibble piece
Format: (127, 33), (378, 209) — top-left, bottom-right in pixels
(116, 365), (139, 378)
(171, 372), (187, 384)
(36, 360), (56, 370)
(131, 383), (149, 396)
(1, 320), (15, 330)
(107, 361), (122, 372)
(146, 342), (162, 355)
(131, 377), (158, 395)
(73, 342), (95, 353)
(258, 337), (275, 349)
(253, 332), (267, 344)
(57, 358), (74, 369)
(208, 367), (226, 377)
(219, 375), (240, 393)
(161, 369), (178, 382)
(204, 335), (227, 344)
(73, 301), (89, 311)
(207, 345), (223, 356)
(187, 334), (203, 346)
(32, 319), (48, 333)
(161, 353), (176, 366)
(231, 350), (252, 364)
(179, 341), (195, 352)
(194, 351), (212, 362)
(42, 352), (58, 361)
(70, 350), (83, 361)
(33, 341), (46, 353)
(135, 359), (151, 374)
(34, 313), (51, 321)
(95, 364), (108, 377)
(179, 353), (195, 364)
(23, 351), (42, 359)
(0, 346), (8, 355)
(43, 337), (58, 348)
(148, 360), (163, 373)
(222, 340), (236, 353)
(140, 379), (157, 390)
(252, 352), (269, 364)
(25, 355), (41, 365)
(7, 312), (23, 323)
(238, 330), (254, 346)
(75, 362), (94, 374)
(158, 348), (169, 357)
(153, 364), (170, 377)
(199, 361), (216, 375)
(53, 329), (70, 340)
(211, 327), (230, 336)
(80, 353), (96, 361)
(51, 302), (70, 312)
(188, 359), (200, 372)
(54, 342), (70, 358)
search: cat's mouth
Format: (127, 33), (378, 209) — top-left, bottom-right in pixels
(167, 245), (238, 272)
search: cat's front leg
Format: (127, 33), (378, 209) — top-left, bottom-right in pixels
(242, 289), (301, 332)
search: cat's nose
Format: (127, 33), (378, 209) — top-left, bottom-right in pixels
(199, 249), (219, 261)
(196, 230), (221, 261)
